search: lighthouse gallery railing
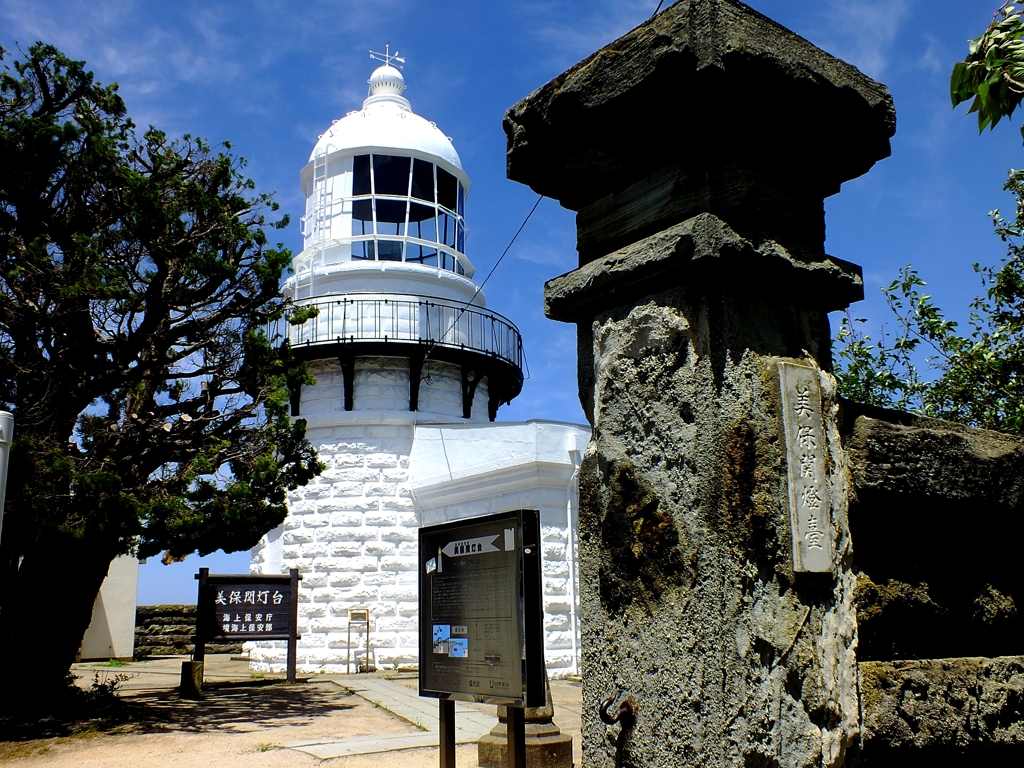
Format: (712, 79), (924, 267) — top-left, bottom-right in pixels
(267, 294), (524, 372)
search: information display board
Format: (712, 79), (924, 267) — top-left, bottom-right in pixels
(418, 510), (543, 707)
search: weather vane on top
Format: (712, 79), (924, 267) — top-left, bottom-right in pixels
(370, 43), (405, 69)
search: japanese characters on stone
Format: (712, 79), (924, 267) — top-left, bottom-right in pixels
(778, 362), (833, 572)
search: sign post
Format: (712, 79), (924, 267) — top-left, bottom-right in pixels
(347, 609), (371, 674)
(186, 567), (302, 697)
(418, 510), (543, 768)
(0, 411), (13, 547)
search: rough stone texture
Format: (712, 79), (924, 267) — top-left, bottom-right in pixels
(545, 213), (864, 322)
(504, 0), (894, 260)
(508, 2), (878, 764)
(573, 279), (858, 768)
(844, 405), (1024, 508)
(858, 656), (1024, 766)
(134, 605), (241, 657)
(507, 0), (1024, 766)
(842, 404), (1024, 661)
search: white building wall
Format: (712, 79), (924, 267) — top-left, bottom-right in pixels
(249, 355), (490, 672)
(250, 422), (421, 671)
(80, 555), (139, 661)
(249, 358), (589, 677)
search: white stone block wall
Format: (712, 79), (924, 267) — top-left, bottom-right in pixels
(249, 356), (489, 672)
(249, 357), (586, 676)
(248, 424), (421, 672)
(540, 521), (581, 676)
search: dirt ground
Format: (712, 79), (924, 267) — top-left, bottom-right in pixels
(0, 656), (581, 767)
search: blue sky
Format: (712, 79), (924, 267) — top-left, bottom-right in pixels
(2, 0), (1019, 602)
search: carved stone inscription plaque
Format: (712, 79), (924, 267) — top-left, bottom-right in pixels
(778, 361), (833, 572)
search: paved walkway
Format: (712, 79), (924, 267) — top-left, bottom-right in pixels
(283, 676), (497, 759)
(69, 656), (581, 763)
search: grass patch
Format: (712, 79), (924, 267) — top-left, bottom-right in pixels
(63, 726), (100, 741)
(97, 659), (129, 668)
(0, 671), (137, 746)
(0, 740), (52, 760)
(256, 743), (277, 753)
(250, 673), (264, 680)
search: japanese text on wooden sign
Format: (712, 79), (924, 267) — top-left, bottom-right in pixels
(198, 574), (294, 642)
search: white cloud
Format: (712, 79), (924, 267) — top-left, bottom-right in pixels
(806, 0), (914, 79)
(917, 33), (945, 74)
(512, 235), (576, 269)
(525, 0), (660, 72)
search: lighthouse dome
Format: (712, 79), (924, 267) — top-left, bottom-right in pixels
(308, 64), (465, 174)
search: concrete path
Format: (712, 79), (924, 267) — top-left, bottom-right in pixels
(69, 656), (581, 763)
(283, 675), (497, 759)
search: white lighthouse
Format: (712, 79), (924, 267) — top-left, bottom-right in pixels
(249, 51), (588, 676)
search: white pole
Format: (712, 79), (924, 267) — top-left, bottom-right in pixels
(565, 433), (581, 677)
(0, 411), (12, 546)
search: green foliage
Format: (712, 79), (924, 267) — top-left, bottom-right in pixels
(951, 2), (1024, 140)
(835, 171), (1024, 436)
(0, 40), (323, 672)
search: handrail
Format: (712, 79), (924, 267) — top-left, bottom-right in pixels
(267, 294), (524, 372)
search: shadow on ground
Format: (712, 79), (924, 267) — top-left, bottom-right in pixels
(0, 679), (356, 743)
(127, 680), (357, 733)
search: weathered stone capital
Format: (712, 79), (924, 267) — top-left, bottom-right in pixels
(505, 0), (895, 260)
(543, 213), (863, 323)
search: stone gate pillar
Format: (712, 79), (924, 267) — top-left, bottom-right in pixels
(504, 2), (895, 766)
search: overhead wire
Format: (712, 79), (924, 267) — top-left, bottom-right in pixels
(419, 194), (544, 382)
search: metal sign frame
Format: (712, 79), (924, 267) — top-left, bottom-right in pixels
(418, 509), (544, 708)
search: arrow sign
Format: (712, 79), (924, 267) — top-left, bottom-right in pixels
(442, 535), (500, 558)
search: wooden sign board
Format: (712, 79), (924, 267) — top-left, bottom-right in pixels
(195, 568), (301, 682)
(200, 574), (294, 641)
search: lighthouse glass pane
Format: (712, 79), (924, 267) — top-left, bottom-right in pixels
(352, 199), (373, 236)
(455, 259), (465, 276)
(352, 240), (375, 260)
(377, 240), (403, 261)
(412, 159), (434, 202)
(439, 212), (457, 248)
(406, 245), (437, 266)
(352, 155), (371, 196)
(457, 222), (465, 253)
(458, 184), (465, 217)
(375, 199), (407, 236)
(409, 203), (436, 243)
(373, 155), (411, 196)
(437, 167), (458, 211)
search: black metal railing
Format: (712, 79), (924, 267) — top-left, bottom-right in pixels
(267, 294), (524, 371)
